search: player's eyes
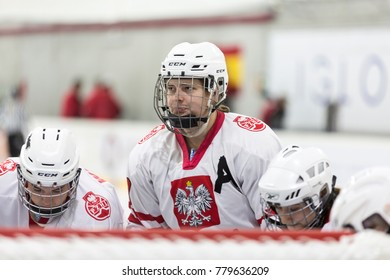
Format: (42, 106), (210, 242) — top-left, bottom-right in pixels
(51, 189), (62, 195)
(32, 186), (42, 193)
(167, 85), (176, 92)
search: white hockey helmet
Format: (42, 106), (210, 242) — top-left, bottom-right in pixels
(259, 145), (336, 229)
(154, 42), (228, 137)
(17, 127), (81, 218)
(330, 166), (390, 233)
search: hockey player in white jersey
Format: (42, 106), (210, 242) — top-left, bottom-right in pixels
(259, 145), (338, 230)
(330, 166), (390, 234)
(126, 42), (282, 229)
(0, 127), (124, 229)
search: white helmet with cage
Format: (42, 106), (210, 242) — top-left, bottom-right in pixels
(330, 166), (390, 233)
(17, 127), (81, 218)
(154, 42), (228, 137)
(259, 145), (336, 229)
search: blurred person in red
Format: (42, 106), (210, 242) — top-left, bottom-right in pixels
(260, 91), (286, 130)
(60, 78), (82, 117)
(82, 80), (121, 119)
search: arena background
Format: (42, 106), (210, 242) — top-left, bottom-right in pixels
(0, 0), (390, 222)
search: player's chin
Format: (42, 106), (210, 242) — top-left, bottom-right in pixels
(287, 224), (306, 230)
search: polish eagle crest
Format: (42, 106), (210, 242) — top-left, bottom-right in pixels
(174, 180), (213, 227)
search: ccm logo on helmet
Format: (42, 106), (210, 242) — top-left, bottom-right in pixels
(37, 172), (58, 178)
(168, 62), (186, 66)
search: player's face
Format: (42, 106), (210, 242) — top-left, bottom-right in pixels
(275, 202), (316, 230)
(26, 182), (71, 208)
(165, 78), (210, 118)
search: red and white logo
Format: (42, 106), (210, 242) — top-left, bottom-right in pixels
(170, 175), (220, 229)
(0, 159), (17, 176)
(83, 191), (111, 221)
(138, 124), (165, 144)
(233, 116), (266, 132)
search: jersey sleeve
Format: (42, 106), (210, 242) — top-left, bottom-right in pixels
(75, 169), (125, 230)
(126, 148), (168, 229)
(102, 181), (125, 229)
(237, 127), (282, 228)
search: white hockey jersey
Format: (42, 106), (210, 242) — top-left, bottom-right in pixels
(0, 158), (124, 229)
(127, 111), (282, 230)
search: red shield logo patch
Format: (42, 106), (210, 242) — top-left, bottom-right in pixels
(83, 191), (111, 221)
(170, 175), (220, 229)
(233, 116), (266, 132)
(0, 159), (17, 176)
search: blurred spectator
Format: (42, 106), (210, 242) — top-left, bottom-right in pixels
(0, 81), (29, 157)
(325, 101), (338, 132)
(60, 78), (82, 117)
(82, 80), (121, 119)
(260, 95), (287, 129)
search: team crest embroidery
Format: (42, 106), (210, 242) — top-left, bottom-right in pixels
(138, 124), (165, 144)
(233, 116), (266, 132)
(171, 175), (220, 228)
(83, 191), (111, 221)
(0, 159), (17, 176)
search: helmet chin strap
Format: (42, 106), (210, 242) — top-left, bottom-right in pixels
(164, 113), (208, 129)
(28, 195), (73, 219)
(29, 204), (65, 218)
